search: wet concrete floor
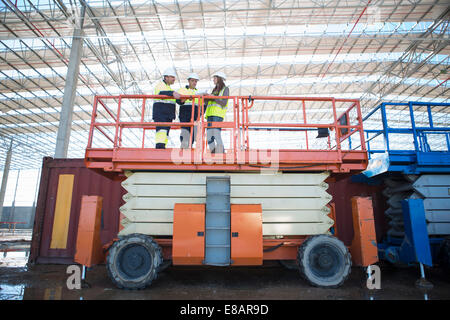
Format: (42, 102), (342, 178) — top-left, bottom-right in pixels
(1, 252), (450, 300)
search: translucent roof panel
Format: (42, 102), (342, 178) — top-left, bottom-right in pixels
(0, 0), (448, 169)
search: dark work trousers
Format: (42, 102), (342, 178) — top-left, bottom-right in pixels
(153, 109), (174, 149)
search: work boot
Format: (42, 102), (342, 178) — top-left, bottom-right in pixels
(156, 143), (166, 149)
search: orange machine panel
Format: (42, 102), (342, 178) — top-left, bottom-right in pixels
(74, 196), (105, 267)
(263, 238), (305, 260)
(231, 204), (263, 265)
(349, 196), (379, 267)
(172, 203), (205, 265)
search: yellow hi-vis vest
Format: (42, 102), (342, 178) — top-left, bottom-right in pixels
(153, 81), (176, 104)
(205, 87), (228, 119)
(178, 87), (199, 105)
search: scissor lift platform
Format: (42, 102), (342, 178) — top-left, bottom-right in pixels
(363, 101), (450, 175)
(84, 95), (368, 174)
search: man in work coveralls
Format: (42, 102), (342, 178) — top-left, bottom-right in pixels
(177, 72), (201, 149)
(153, 67), (181, 149)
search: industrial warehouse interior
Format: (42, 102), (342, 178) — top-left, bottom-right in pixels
(0, 0), (449, 308)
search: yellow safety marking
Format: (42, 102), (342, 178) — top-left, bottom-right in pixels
(50, 174), (74, 249)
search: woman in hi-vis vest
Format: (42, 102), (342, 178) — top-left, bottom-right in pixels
(204, 72), (229, 154)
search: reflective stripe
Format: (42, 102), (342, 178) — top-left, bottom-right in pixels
(207, 87), (228, 108)
(154, 81), (176, 104)
(205, 105), (227, 119)
(178, 87), (199, 105)
(155, 129), (168, 144)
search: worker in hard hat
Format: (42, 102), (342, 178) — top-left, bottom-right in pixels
(204, 71), (229, 154)
(177, 73), (200, 149)
(153, 67), (181, 149)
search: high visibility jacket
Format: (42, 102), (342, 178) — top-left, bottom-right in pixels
(178, 86), (199, 122)
(153, 81), (176, 121)
(178, 86), (199, 105)
(205, 87), (229, 119)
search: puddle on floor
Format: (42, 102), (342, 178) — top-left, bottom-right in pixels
(0, 285), (81, 301)
(0, 284), (25, 300)
(0, 250), (30, 268)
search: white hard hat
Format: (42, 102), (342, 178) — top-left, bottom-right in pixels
(162, 67), (177, 77)
(187, 72), (200, 80)
(212, 71), (226, 81)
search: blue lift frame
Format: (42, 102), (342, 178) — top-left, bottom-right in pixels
(360, 101), (450, 267)
(378, 199), (434, 266)
(363, 101), (450, 175)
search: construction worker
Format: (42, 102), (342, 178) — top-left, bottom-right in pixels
(204, 71), (229, 154)
(153, 67), (181, 149)
(177, 73), (200, 148)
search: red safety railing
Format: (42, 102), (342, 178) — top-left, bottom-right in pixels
(85, 95), (368, 173)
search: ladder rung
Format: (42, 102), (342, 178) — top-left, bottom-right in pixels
(206, 209), (230, 213)
(207, 192), (230, 196)
(203, 262), (230, 266)
(205, 244), (230, 248)
(206, 226), (230, 230)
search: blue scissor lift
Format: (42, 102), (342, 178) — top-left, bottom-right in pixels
(358, 101), (450, 285)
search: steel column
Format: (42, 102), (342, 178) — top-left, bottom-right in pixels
(0, 140), (13, 221)
(54, 5), (86, 158)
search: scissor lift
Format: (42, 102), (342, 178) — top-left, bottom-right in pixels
(361, 101), (450, 281)
(81, 94), (374, 289)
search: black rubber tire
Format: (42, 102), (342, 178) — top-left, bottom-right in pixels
(278, 260), (298, 270)
(297, 235), (352, 288)
(106, 233), (163, 290)
(438, 238), (450, 275)
(158, 260), (172, 273)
